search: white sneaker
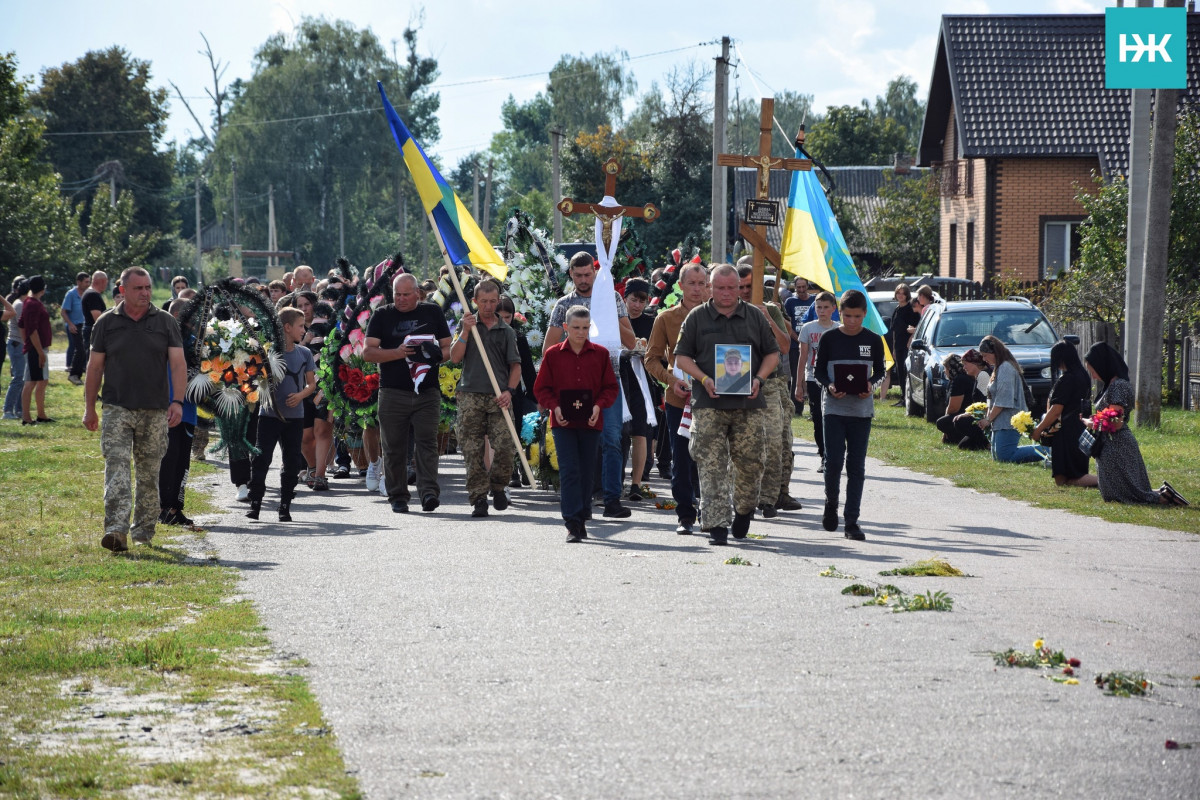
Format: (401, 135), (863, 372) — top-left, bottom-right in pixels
(365, 460), (379, 492)
(378, 468), (388, 497)
(236, 484), (250, 502)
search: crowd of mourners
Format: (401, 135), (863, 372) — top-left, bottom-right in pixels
(0, 256), (1187, 553)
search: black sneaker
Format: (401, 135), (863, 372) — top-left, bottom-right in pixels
(844, 522), (865, 541)
(675, 520), (694, 535)
(421, 494), (440, 512)
(565, 519), (583, 543)
(627, 485), (643, 502)
(391, 501), (409, 513)
(602, 501), (631, 519)
(822, 504), (838, 532)
(277, 502), (292, 523)
(492, 489), (510, 511)
(707, 526), (729, 546)
(758, 503), (778, 519)
(471, 498), (489, 517)
(731, 511), (752, 539)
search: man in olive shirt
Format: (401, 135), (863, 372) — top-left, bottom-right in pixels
(674, 264), (779, 545)
(84, 267), (186, 552)
(449, 279), (522, 517)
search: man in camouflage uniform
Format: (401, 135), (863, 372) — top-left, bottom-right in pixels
(674, 264), (780, 545)
(736, 265), (801, 517)
(448, 279), (523, 517)
(83, 267), (186, 552)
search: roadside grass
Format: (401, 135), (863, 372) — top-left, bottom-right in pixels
(793, 398), (1200, 535)
(0, 380), (360, 798)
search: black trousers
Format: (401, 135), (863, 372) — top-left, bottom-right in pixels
(806, 380), (826, 458)
(936, 412), (990, 450)
(158, 421), (194, 511)
(249, 415), (305, 503)
(229, 412), (259, 486)
(70, 324), (92, 378)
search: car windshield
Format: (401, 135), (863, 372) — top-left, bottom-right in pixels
(933, 311), (1058, 348)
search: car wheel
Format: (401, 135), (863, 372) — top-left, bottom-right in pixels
(924, 376), (939, 423)
(905, 378), (922, 417)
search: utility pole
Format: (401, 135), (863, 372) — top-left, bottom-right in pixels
(1135, 0), (1184, 427)
(268, 184), (277, 270)
(482, 159), (494, 234)
(338, 199), (345, 257)
(195, 176), (203, 283)
(1123, 0), (1153, 376)
(109, 170), (117, 208)
(551, 126), (563, 242)
(473, 161), (481, 222)
(231, 157), (239, 246)
(711, 36), (731, 263)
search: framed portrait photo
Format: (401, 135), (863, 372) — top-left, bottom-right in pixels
(714, 344), (752, 396)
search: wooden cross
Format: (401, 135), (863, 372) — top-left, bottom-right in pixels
(557, 158), (660, 246)
(717, 98), (811, 304)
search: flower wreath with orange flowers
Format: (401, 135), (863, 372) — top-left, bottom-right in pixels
(178, 278), (287, 460)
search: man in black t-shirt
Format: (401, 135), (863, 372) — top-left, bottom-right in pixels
(364, 273), (452, 514)
(72, 271), (108, 381)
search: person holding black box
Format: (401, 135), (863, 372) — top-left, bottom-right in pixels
(814, 290), (886, 540)
(533, 305), (619, 543)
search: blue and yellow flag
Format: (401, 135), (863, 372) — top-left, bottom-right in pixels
(378, 82), (506, 280)
(779, 153), (892, 366)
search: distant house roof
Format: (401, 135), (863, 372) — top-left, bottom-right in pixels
(732, 165), (928, 254)
(917, 13), (1200, 178)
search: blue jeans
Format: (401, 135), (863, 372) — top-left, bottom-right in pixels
(552, 426), (600, 524)
(991, 428), (1045, 464)
(823, 414), (872, 524)
(664, 403), (698, 524)
(600, 379), (624, 503)
(4, 341), (25, 416)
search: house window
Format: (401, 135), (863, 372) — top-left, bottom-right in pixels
(1042, 219), (1082, 279)
(949, 223), (958, 277)
(966, 221), (975, 281)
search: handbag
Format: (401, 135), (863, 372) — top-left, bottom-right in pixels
(1078, 428), (1104, 459)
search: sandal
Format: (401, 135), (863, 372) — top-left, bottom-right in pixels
(312, 476), (329, 491)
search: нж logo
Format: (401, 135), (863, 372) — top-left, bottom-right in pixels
(1105, 7), (1187, 89)
(1119, 33), (1172, 63)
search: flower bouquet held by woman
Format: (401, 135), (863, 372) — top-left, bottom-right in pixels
(1083, 343), (1188, 506)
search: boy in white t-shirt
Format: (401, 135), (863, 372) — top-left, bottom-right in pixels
(794, 291), (839, 472)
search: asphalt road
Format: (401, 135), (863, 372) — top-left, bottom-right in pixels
(201, 434), (1200, 799)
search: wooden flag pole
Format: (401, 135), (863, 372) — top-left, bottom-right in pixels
(426, 215), (537, 487)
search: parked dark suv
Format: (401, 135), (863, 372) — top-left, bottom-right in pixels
(904, 299), (1076, 422)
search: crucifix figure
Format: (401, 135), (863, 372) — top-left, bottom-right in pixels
(557, 157), (661, 356)
(717, 98), (811, 304)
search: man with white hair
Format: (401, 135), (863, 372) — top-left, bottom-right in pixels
(363, 273), (451, 514)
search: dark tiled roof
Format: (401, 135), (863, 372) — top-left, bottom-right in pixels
(917, 14), (1200, 177)
(732, 166), (929, 253)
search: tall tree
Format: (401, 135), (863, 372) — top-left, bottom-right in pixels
(872, 76), (926, 155)
(210, 18), (440, 272)
(0, 52), (82, 291)
(547, 51), (637, 135)
(32, 47), (176, 255)
(871, 169), (939, 272)
(80, 183), (160, 275)
(806, 104), (911, 167)
(727, 90), (820, 157)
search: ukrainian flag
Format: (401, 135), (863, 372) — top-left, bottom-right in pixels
(779, 151), (892, 366)
(378, 82), (506, 280)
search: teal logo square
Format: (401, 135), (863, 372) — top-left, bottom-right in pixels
(1106, 7), (1187, 89)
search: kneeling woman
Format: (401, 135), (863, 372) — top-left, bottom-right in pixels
(1084, 343), (1187, 506)
(533, 305), (619, 542)
(1032, 341), (1097, 488)
(976, 335), (1044, 464)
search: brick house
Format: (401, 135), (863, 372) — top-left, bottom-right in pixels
(917, 13), (1200, 283)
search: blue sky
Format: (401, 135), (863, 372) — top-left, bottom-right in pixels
(3, 0), (1109, 168)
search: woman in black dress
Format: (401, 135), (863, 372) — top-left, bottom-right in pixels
(1032, 341), (1097, 487)
(887, 284), (921, 406)
(1082, 343), (1187, 505)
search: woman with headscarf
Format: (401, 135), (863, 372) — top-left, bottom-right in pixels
(1031, 342), (1097, 487)
(976, 335), (1044, 464)
(935, 351), (987, 448)
(1084, 343), (1187, 505)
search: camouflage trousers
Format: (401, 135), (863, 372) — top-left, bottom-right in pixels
(758, 377), (795, 506)
(689, 406), (767, 531)
(457, 391), (517, 503)
(101, 404), (169, 544)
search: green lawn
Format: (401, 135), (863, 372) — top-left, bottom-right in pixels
(0, 380), (360, 798)
(794, 397), (1200, 535)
